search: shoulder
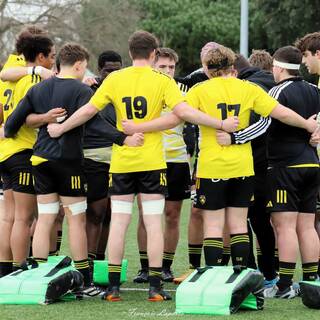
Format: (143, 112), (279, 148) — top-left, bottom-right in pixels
(268, 80), (294, 99)
(151, 68), (171, 80)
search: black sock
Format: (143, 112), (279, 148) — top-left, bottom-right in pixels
(96, 253), (105, 260)
(274, 248), (279, 271)
(221, 247), (231, 266)
(302, 262), (318, 281)
(149, 267), (162, 288)
(230, 233), (250, 267)
(88, 252), (96, 260)
(278, 261), (295, 291)
(74, 259), (91, 286)
(203, 238), (223, 266)
(34, 257), (48, 264)
(188, 243), (202, 269)
(256, 248), (263, 271)
(0, 261), (12, 277)
(12, 261), (20, 271)
(56, 230), (62, 255)
(108, 264), (121, 287)
(29, 236), (33, 258)
(139, 250), (149, 270)
(162, 251), (175, 270)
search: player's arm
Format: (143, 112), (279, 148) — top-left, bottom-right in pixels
(122, 113), (181, 135)
(26, 108), (67, 128)
(270, 104), (317, 132)
(217, 116), (271, 146)
(4, 97), (33, 137)
(0, 66), (54, 82)
(173, 102), (238, 132)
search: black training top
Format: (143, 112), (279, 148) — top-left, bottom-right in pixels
(267, 77), (320, 166)
(5, 77), (92, 162)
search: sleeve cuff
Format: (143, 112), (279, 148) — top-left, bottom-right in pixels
(230, 133), (236, 144)
(114, 132), (127, 146)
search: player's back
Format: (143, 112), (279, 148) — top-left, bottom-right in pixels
(91, 65), (183, 173)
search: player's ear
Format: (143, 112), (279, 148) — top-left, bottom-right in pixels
(315, 49), (320, 59)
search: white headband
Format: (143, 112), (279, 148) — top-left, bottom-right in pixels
(273, 59), (300, 70)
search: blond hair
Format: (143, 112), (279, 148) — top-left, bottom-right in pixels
(203, 46), (235, 78)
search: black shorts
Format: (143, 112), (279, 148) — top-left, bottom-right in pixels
(109, 169), (167, 196)
(166, 162), (191, 201)
(195, 176), (254, 210)
(84, 158), (110, 203)
(33, 160), (87, 197)
(267, 166), (319, 213)
(0, 150), (35, 194)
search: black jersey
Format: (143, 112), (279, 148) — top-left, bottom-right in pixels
(267, 77), (320, 166)
(5, 77), (92, 162)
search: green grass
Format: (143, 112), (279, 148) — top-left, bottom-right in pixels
(0, 201), (318, 320)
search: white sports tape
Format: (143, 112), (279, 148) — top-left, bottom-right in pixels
(63, 200), (87, 215)
(111, 200), (133, 214)
(37, 201), (60, 214)
(141, 199), (165, 215)
(273, 60), (300, 70)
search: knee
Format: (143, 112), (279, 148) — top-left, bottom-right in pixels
(87, 210), (104, 226)
(165, 209), (180, 229)
(190, 207), (202, 223)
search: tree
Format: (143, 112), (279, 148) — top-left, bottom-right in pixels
(136, 0), (240, 75)
(0, 0), (83, 63)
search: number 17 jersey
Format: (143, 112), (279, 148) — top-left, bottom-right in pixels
(186, 77), (278, 179)
(90, 66), (184, 173)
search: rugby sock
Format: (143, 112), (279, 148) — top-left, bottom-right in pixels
(221, 246), (231, 266)
(203, 238), (223, 266)
(278, 261), (295, 291)
(96, 253), (105, 260)
(302, 262), (318, 281)
(0, 261), (12, 277)
(162, 251), (175, 270)
(188, 243), (203, 269)
(29, 236), (33, 257)
(12, 261), (20, 271)
(149, 267), (162, 288)
(56, 230), (62, 255)
(88, 252), (96, 260)
(230, 233), (250, 267)
(256, 248), (263, 271)
(34, 257), (48, 264)
(139, 250), (149, 270)
(108, 264), (121, 287)
(274, 248), (279, 271)
(74, 259), (91, 286)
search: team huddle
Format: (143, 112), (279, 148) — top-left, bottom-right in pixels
(0, 25), (320, 303)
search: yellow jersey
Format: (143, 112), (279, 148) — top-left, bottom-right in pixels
(0, 74), (41, 162)
(186, 77), (278, 179)
(90, 66), (184, 173)
(0, 54), (26, 123)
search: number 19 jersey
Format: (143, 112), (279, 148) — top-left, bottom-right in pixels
(90, 66), (184, 173)
(186, 77), (277, 179)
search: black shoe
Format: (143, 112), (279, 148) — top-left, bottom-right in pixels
(75, 284), (101, 298)
(148, 285), (172, 301)
(102, 286), (121, 302)
(133, 269), (149, 283)
(162, 269), (174, 282)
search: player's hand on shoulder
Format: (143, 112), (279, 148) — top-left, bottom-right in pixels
(0, 127), (4, 139)
(82, 77), (98, 87)
(216, 130), (231, 146)
(47, 123), (64, 138)
(122, 119), (138, 135)
(40, 67), (55, 80)
(45, 108), (67, 123)
(124, 133), (144, 147)
(222, 116), (239, 133)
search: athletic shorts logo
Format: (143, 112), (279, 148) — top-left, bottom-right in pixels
(160, 172), (167, 186)
(199, 195), (206, 205)
(276, 189), (287, 204)
(19, 172), (31, 186)
(267, 201), (273, 207)
(71, 176), (81, 190)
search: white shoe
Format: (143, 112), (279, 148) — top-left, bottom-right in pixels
(264, 284), (296, 299)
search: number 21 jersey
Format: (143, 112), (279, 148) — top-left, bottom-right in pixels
(90, 66), (184, 173)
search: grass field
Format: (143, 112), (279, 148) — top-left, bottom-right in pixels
(1, 201), (319, 320)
